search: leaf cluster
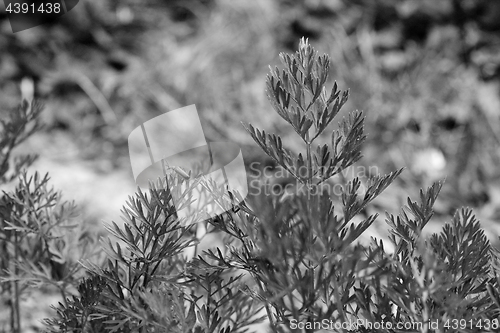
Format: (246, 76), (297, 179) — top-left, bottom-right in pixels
(4, 39), (500, 333)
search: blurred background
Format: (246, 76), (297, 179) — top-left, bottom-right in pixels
(2, 0), (500, 328)
(3, 0), (500, 263)
(3, 0), (500, 249)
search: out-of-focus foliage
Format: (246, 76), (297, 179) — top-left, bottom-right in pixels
(0, 101), (98, 333)
(2, 0), (500, 216)
(1, 0), (500, 324)
(37, 38), (500, 333)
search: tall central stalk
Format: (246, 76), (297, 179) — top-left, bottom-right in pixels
(305, 130), (315, 306)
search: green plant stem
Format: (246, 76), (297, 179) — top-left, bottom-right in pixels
(257, 279), (278, 332)
(305, 131), (315, 308)
(13, 232), (20, 333)
(238, 231), (278, 332)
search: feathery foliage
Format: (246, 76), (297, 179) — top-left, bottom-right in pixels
(1, 39), (500, 333)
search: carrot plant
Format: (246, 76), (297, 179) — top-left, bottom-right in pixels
(1, 39), (500, 333)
